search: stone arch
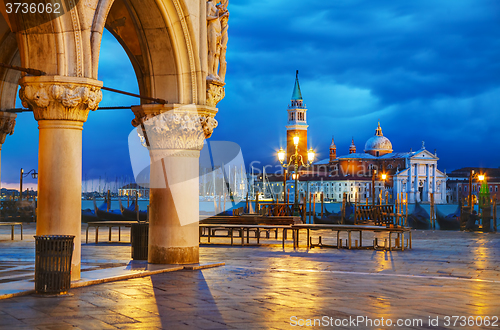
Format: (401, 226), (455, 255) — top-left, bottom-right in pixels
(92, 0), (203, 104)
(3, 0), (204, 104)
(0, 15), (21, 110)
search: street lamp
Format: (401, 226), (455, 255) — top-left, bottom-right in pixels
(468, 170), (484, 211)
(19, 168), (38, 201)
(277, 135), (315, 215)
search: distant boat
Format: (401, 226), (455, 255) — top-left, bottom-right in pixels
(436, 203), (461, 230)
(408, 201), (431, 229)
(118, 198), (147, 221)
(81, 208), (97, 223)
(313, 203), (354, 225)
(93, 197), (125, 221)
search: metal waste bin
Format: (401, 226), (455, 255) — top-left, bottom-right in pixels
(34, 235), (74, 294)
(131, 222), (149, 260)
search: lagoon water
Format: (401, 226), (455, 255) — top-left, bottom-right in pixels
(83, 199), (470, 216)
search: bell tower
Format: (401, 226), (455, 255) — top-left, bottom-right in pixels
(286, 70), (308, 162)
(329, 136), (337, 163)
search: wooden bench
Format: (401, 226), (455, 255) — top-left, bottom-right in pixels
(291, 224), (412, 251)
(199, 224), (293, 247)
(0, 222), (23, 240)
(86, 221), (138, 244)
(200, 215), (300, 225)
(355, 205), (395, 226)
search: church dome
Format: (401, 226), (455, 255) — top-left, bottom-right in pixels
(364, 122), (393, 156)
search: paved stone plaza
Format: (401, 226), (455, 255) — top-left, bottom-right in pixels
(0, 224), (499, 329)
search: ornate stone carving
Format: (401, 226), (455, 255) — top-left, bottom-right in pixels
(19, 76), (102, 122)
(206, 0), (228, 106)
(206, 79), (225, 107)
(0, 112), (16, 144)
(138, 110), (218, 151)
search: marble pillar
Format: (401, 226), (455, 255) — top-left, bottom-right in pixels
(408, 163), (415, 203)
(426, 164), (430, 202)
(19, 76), (102, 280)
(132, 104), (217, 264)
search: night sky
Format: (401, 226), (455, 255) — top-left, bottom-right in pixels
(2, 0), (499, 189)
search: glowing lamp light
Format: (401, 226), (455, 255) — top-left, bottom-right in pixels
(381, 173), (387, 180)
(293, 135), (299, 146)
(277, 147), (285, 163)
(292, 173), (298, 180)
(478, 174), (485, 181)
(307, 148), (315, 163)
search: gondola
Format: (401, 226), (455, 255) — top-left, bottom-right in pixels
(407, 201), (431, 229)
(93, 197), (125, 221)
(313, 203), (354, 225)
(436, 203), (461, 230)
(313, 213), (342, 224)
(118, 198), (147, 221)
(81, 208), (98, 223)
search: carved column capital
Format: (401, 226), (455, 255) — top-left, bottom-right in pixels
(0, 111), (17, 144)
(132, 104), (218, 153)
(19, 76), (103, 122)
(206, 79), (225, 107)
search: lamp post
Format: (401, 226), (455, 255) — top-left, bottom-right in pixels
(19, 168), (38, 201)
(371, 169), (377, 206)
(381, 173), (387, 204)
(468, 170), (484, 212)
(277, 134), (315, 216)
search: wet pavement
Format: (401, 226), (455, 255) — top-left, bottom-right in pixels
(0, 223), (499, 329)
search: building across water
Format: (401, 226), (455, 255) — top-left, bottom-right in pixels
(265, 72), (448, 204)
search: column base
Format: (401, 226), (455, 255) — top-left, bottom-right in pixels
(148, 245), (199, 264)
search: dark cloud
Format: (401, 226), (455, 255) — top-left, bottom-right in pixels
(3, 0), (499, 185)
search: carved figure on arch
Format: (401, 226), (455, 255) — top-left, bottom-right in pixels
(207, 0), (229, 81)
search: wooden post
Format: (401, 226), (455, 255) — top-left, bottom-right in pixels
(354, 200), (357, 225)
(302, 196), (306, 224)
(341, 193), (346, 225)
(385, 191), (389, 205)
(312, 194), (316, 222)
(395, 194), (399, 226)
(430, 193), (435, 229)
(321, 192), (324, 219)
(135, 192), (139, 221)
(107, 190), (111, 212)
(255, 193), (260, 213)
(309, 192), (312, 224)
(493, 198), (497, 232)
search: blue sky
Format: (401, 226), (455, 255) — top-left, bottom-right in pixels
(2, 0), (500, 188)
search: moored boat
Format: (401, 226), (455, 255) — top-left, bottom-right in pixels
(407, 201), (431, 229)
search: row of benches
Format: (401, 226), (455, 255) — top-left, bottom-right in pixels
(199, 223), (412, 251)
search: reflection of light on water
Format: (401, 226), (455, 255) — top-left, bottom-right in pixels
(261, 257), (320, 323)
(112, 277), (162, 327)
(371, 251), (395, 321)
(470, 243), (489, 315)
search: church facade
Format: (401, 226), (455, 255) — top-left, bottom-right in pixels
(266, 73), (448, 204)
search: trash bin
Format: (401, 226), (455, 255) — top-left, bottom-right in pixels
(131, 222), (149, 260)
(34, 235), (74, 295)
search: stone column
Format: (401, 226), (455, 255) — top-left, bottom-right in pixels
(0, 112), (16, 190)
(408, 163), (415, 203)
(433, 164), (437, 200)
(414, 164), (419, 202)
(132, 104), (217, 264)
(425, 164), (430, 202)
(19, 76), (102, 280)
